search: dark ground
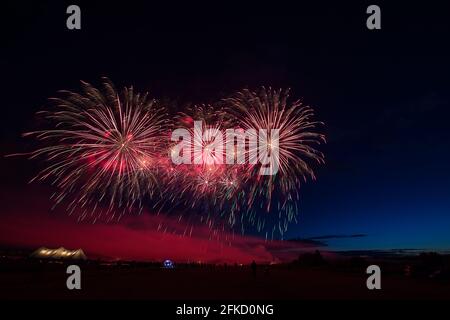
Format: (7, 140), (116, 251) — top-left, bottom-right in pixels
(1, 259), (449, 300)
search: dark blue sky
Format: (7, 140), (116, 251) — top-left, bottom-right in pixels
(1, 1), (449, 252)
(287, 74), (450, 249)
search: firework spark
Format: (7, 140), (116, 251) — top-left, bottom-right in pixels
(18, 78), (169, 220)
(224, 88), (326, 236)
(13, 82), (324, 238)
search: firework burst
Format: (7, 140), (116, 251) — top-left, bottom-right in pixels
(20, 78), (169, 220)
(224, 87), (326, 236)
(162, 105), (237, 207)
(13, 82), (324, 238)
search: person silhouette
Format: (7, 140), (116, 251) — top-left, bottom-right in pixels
(251, 260), (257, 278)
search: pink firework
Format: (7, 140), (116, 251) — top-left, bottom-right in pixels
(20, 78), (169, 220)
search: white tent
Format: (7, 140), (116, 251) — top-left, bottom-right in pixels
(31, 247), (87, 260)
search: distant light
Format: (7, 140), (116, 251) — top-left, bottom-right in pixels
(163, 259), (174, 269)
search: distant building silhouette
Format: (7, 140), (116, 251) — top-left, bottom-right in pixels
(297, 250), (326, 266)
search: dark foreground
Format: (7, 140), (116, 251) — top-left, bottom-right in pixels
(1, 259), (450, 300)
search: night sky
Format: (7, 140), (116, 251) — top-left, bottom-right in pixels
(1, 1), (450, 261)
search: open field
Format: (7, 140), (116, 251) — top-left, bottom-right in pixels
(1, 259), (449, 300)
